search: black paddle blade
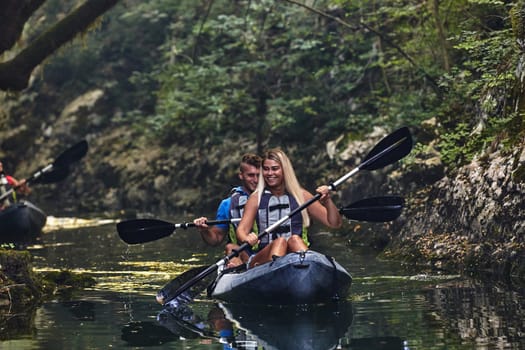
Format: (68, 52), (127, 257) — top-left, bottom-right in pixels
(340, 196), (404, 222)
(117, 219), (175, 244)
(32, 165), (70, 184)
(157, 265), (211, 306)
(361, 127), (412, 170)
(53, 140), (89, 168)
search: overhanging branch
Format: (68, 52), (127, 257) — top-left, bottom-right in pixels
(0, 0), (120, 91)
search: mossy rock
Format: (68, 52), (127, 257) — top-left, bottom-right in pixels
(41, 270), (96, 299)
(42, 270), (96, 289)
(0, 248), (42, 307)
(1, 249), (97, 312)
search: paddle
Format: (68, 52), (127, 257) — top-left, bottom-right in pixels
(0, 140), (88, 202)
(117, 195), (404, 245)
(117, 218), (241, 245)
(340, 196), (404, 223)
(160, 126), (412, 305)
(156, 265), (212, 305)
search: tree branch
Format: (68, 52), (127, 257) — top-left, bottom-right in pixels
(0, 0), (120, 91)
(0, 0), (46, 54)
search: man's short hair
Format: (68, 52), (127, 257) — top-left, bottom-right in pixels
(240, 153), (262, 169)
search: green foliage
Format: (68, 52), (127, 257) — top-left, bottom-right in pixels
(438, 111), (520, 167)
(20, 0), (525, 176)
(133, 0), (523, 174)
(151, 0), (370, 149)
(435, 0), (520, 167)
(438, 123), (477, 166)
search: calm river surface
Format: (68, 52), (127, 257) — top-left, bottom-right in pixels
(1, 217), (524, 350)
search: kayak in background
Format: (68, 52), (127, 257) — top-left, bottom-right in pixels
(0, 200), (46, 243)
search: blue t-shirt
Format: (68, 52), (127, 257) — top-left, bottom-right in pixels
(215, 197), (232, 231)
(215, 186), (249, 231)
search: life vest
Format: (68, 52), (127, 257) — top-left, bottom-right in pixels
(227, 187), (249, 244)
(0, 174), (15, 208)
(256, 189), (309, 249)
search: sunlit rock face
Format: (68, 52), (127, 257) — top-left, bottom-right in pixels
(387, 141), (525, 280)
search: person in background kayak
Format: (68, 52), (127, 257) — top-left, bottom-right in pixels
(193, 153), (262, 267)
(0, 160), (30, 210)
(236, 148), (342, 268)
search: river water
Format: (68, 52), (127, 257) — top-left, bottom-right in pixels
(1, 218), (524, 349)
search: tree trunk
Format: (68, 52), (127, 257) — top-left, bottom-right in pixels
(0, 0), (120, 91)
(0, 0), (46, 54)
(430, 0), (450, 72)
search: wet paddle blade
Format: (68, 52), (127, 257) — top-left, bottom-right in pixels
(360, 127), (412, 171)
(157, 265), (212, 306)
(340, 196), (404, 222)
(117, 219), (175, 244)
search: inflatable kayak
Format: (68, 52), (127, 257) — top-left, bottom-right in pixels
(207, 250), (352, 305)
(0, 200), (46, 242)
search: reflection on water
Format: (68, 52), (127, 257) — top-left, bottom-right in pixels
(0, 221), (523, 349)
(149, 301), (356, 350)
(43, 216), (117, 232)
(219, 302), (355, 349)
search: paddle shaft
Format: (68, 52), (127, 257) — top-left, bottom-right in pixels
(0, 164), (53, 202)
(236, 133), (409, 237)
(138, 218), (241, 234)
(0, 140), (88, 202)
(251, 134), (409, 244)
(117, 195), (403, 245)
(130, 218), (241, 234)
(138, 218), (241, 232)
(174, 218), (240, 229)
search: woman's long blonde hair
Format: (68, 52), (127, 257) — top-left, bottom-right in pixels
(256, 148), (310, 227)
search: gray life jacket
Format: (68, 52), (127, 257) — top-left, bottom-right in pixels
(228, 187), (249, 244)
(0, 174), (12, 208)
(256, 189), (308, 249)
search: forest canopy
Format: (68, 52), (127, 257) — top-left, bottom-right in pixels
(1, 0), (523, 171)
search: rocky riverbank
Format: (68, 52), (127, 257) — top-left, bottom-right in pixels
(384, 141), (525, 283)
(0, 248), (95, 338)
(336, 133), (525, 285)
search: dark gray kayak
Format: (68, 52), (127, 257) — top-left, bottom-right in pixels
(208, 250), (352, 305)
(0, 200), (46, 242)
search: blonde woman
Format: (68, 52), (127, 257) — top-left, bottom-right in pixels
(236, 148), (342, 268)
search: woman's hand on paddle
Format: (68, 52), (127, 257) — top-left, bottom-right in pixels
(316, 185), (332, 206)
(244, 232), (259, 246)
(309, 185), (342, 228)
